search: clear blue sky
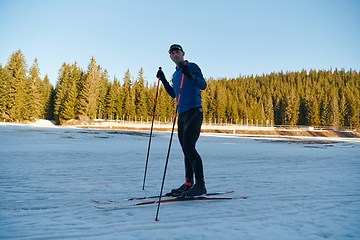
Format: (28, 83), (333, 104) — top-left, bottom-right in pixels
(1, 0), (359, 86)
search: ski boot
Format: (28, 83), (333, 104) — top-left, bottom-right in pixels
(169, 178), (193, 196)
(181, 179), (206, 197)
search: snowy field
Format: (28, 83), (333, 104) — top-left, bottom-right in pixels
(0, 122), (359, 240)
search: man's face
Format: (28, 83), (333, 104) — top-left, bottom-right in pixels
(169, 49), (185, 65)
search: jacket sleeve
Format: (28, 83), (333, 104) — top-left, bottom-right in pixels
(189, 63), (207, 90)
(163, 81), (176, 98)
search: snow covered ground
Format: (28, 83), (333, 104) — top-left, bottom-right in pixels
(0, 122), (359, 240)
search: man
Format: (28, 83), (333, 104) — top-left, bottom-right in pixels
(156, 44), (207, 197)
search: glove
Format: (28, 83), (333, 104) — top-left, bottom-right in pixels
(156, 68), (168, 85)
(180, 63), (195, 80)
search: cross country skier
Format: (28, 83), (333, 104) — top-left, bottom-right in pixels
(156, 44), (207, 197)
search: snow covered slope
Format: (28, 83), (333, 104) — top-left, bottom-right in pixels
(0, 124), (359, 239)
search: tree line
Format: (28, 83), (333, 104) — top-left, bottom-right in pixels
(204, 69), (359, 128)
(1, 50), (54, 122)
(1, 50), (359, 128)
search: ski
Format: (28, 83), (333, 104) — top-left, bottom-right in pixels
(128, 190), (235, 201)
(91, 199), (116, 203)
(94, 195), (247, 210)
(91, 190), (235, 203)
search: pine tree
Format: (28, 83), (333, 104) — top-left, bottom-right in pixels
(308, 94), (321, 126)
(214, 84), (226, 120)
(320, 92), (330, 126)
(329, 88), (340, 128)
(264, 93), (274, 124)
(61, 79), (78, 120)
(122, 69), (135, 119)
(105, 77), (122, 120)
(202, 78), (215, 120)
(54, 63), (71, 124)
(134, 68), (147, 119)
(97, 69), (110, 119)
(157, 86), (174, 121)
(285, 88), (300, 125)
(145, 82), (157, 119)
(70, 62), (83, 117)
(26, 58), (42, 120)
(347, 87), (360, 129)
(78, 56), (102, 119)
(5, 50), (28, 121)
(339, 92), (347, 127)
(274, 97), (285, 125)
(0, 65), (12, 121)
(40, 74), (54, 119)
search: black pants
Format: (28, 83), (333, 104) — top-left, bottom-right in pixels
(177, 107), (204, 181)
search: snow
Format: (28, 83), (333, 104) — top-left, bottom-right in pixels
(0, 122), (359, 239)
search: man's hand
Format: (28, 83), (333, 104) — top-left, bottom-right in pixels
(180, 64), (195, 80)
(156, 68), (168, 85)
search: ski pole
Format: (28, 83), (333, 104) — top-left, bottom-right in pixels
(142, 67), (162, 190)
(155, 62), (186, 222)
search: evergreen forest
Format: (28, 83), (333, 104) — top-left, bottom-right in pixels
(1, 50), (359, 129)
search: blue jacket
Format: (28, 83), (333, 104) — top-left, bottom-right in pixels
(163, 61), (206, 114)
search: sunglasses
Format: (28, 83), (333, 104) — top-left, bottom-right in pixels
(169, 47), (182, 53)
